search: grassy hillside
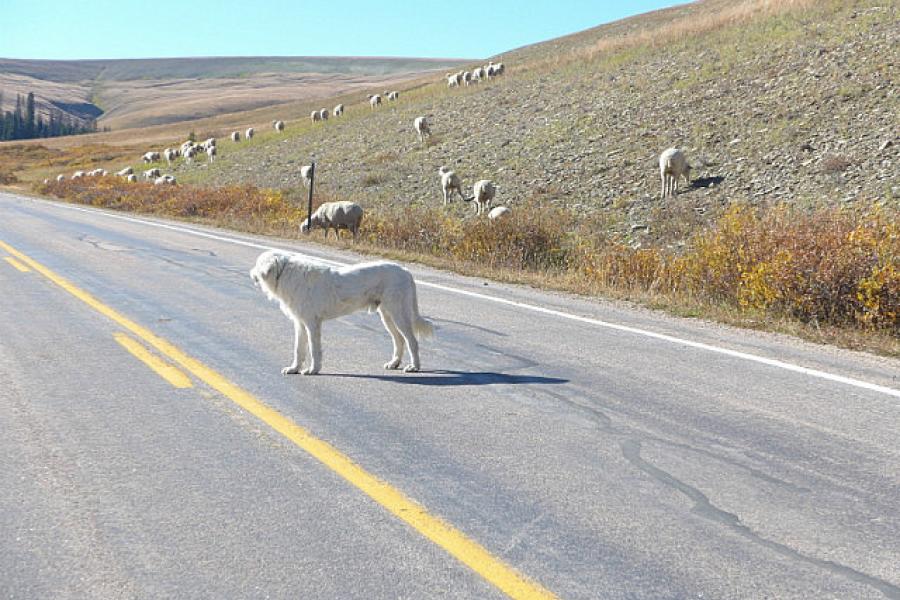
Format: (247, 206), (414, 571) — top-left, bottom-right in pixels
(0, 56), (468, 129)
(18, 0), (900, 353)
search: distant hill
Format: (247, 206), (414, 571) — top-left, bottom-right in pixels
(0, 56), (468, 130)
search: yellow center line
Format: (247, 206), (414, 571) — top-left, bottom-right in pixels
(114, 332), (193, 388)
(4, 256), (30, 272)
(0, 239), (557, 600)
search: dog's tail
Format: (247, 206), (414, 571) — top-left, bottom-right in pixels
(410, 281), (435, 339)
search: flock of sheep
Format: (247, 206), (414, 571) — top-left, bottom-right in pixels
(49, 56), (694, 239)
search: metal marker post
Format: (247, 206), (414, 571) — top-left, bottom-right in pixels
(305, 161), (315, 234)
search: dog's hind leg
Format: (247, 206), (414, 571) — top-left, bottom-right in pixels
(378, 307), (405, 370)
(391, 310), (421, 373)
(302, 318), (322, 375)
(282, 319), (308, 375)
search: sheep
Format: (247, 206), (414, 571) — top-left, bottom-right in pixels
(231, 131), (241, 142)
(438, 166), (465, 204)
(469, 179), (496, 215)
(446, 73), (460, 88)
(207, 145), (217, 161)
(311, 110), (321, 123)
(320, 108), (329, 120)
(205, 137), (216, 148)
(387, 91), (399, 101)
(300, 165), (313, 187)
(414, 116), (431, 142)
(659, 147), (692, 198)
(142, 151), (161, 163)
(72, 171), (85, 179)
(488, 206), (511, 221)
(273, 120), (285, 132)
(56, 174), (66, 182)
(183, 146), (198, 163)
(333, 104), (344, 117)
(472, 67), (484, 82)
(88, 168), (107, 177)
(164, 148), (178, 164)
(494, 62), (505, 75)
(369, 94), (382, 109)
(125, 174), (137, 183)
(300, 201), (364, 240)
(154, 175), (177, 186)
(246, 127), (254, 140)
(116, 166), (133, 176)
(462, 71), (472, 85)
(143, 168), (161, 179)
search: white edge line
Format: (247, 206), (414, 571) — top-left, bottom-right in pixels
(20, 198), (900, 400)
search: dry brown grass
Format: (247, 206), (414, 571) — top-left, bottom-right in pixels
(38, 178), (899, 355)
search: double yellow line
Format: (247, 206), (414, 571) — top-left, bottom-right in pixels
(0, 239), (556, 600)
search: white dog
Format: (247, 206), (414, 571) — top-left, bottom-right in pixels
(250, 250), (434, 375)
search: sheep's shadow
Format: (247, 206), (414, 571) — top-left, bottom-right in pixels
(691, 175), (725, 189)
(329, 370), (568, 387)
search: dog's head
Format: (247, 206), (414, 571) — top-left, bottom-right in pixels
(250, 250), (288, 299)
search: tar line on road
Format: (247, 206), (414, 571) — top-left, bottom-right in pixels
(0, 238), (558, 600)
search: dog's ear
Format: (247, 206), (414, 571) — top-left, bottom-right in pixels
(251, 252), (282, 284)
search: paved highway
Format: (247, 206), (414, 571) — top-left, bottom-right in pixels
(1, 192), (898, 599)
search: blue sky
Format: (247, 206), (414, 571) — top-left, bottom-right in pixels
(2, 0), (683, 60)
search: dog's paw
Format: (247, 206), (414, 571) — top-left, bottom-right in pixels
(403, 364), (420, 373)
(300, 366), (320, 376)
(282, 366), (300, 375)
(384, 358), (401, 370)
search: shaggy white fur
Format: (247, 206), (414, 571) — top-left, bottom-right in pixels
(250, 250), (433, 375)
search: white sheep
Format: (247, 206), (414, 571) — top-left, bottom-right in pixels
(231, 131), (241, 142)
(462, 71), (472, 85)
(207, 145), (217, 161)
(116, 166), (133, 177)
(472, 67), (484, 82)
(334, 104), (344, 117)
(154, 174), (177, 186)
(659, 147), (692, 198)
(56, 174), (66, 182)
(72, 171), (85, 179)
(494, 62), (505, 75)
(126, 174), (137, 183)
(142, 151), (161, 163)
(438, 166), (465, 205)
(414, 116), (431, 142)
(387, 91), (399, 101)
(183, 146), (198, 163)
(205, 137), (216, 148)
(320, 108), (329, 120)
(488, 206), (511, 220)
(311, 110), (321, 123)
(470, 179), (496, 215)
(143, 168), (161, 179)
(164, 148), (178, 164)
(246, 127), (254, 140)
(369, 94), (382, 109)
(273, 120), (285, 132)
(300, 201), (364, 240)
(300, 165), (313, 187)
(446, 73), (460, 88)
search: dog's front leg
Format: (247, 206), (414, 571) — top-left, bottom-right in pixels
(302, 318), (322, 375)
(282, 319), (307, 375)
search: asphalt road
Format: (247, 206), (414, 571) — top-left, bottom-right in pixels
(1, 192), (898, 599)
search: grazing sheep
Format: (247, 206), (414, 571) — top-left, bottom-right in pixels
(142, 151), (161, 163)
(300, 201), (364, 240)
(494, 62), (505, 75)
(88, 168), (107, 177)
(72, 171), (85, 179)
(56, 174), (66, 182)
(231, 131), (241, 142)
(183, 146), (198, 163)
(205, 145), (216, 161)
(462, 71), (472, 85)
(273, 120), (285, 132)
(205, 137), (216, 148)
(320, 108), (329, 120)
(246, 127), (254, 140)
(472, 67), (484, 82)
(154, 174), (177, 186)
(300, 165), (313, 187)
(164, 148), (178, 164)
(414, 116), (431, 142)
(334, 104), (344, 117)
(387, 91), (399, 101)
(438, 166), (465, 205)
(488, 206), (511, 221)
(143, 168), (161, 180)
(470, 179), (496, 215)
(659, 147), (692, 198)
(126, 174), (138, 183)
(446, 73), (460, 88)
(116, 166), (133, 177)
(311, 110), (321, 123)
(369, 94), (382, 109)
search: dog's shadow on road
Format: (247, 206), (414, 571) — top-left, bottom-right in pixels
(330, 370), (568, 386)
